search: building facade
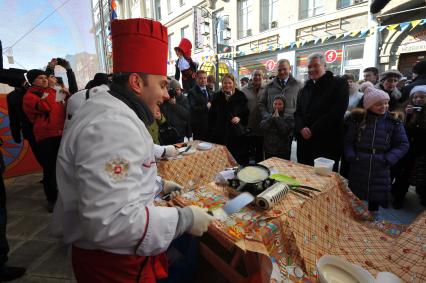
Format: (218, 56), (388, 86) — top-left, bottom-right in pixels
(91, 0), (425, 81)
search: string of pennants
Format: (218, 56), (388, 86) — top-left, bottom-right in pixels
(167, 18), (426, 65)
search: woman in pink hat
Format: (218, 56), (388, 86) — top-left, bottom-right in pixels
(344, 82), (409, 217)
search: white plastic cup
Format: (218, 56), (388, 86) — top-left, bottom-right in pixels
(314, 157), (335, 175)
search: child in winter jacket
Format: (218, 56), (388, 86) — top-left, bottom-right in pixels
(260, 96), (294, 160)
(344, 82), (409, 212)
(392, 85), (426, 208)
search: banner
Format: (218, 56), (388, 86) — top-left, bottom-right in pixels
(0, 94), (42, 178)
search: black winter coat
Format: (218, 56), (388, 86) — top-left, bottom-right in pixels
(344, 110), (409, 206)
(188, 85), (212, 141)
(401, 74), (426, 103)
(208, 89), (249, 146)
(160, 95), (191, 140)
(260, 112), (294, 155)
(6, 87), (33, 143)
(294, 71), (349, 165)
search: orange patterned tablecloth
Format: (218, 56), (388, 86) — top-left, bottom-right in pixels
(157, 142), (237, 188)
(172, 158), (426, 282)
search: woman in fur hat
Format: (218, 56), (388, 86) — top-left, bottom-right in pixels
(344, 82), (409, 215)
(392, 85), (426, 208)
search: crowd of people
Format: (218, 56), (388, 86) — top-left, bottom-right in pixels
(0, 16), (425, 282)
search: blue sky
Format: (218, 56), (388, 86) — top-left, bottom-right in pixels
(0, 0), (96, 70)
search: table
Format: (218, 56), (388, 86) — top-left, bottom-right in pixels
(171, 158), (426, 282)
(157, 141), (237, 188)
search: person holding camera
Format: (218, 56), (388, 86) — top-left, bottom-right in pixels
(160, 79), (191, 144)
(392, 85), (426, 208)
(45, 58), (78, 95)
(23, 69), (66, 212)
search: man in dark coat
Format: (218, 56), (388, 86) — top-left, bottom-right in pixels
(401, 60), (426, 103)
(187, 70), (211, 141)
(294, 53), (349, 171)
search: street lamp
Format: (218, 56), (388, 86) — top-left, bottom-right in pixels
(198, 7), (231, 90)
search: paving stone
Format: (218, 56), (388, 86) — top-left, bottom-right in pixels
(27, 243), (74, 279)
(7, 214), (49, 239)
(7, 240), (55, 269)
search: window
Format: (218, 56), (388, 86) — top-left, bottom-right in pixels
(260, 0), (279, 32)
(181, 26), (189, 39)
(299, 0), (324, 20)
(238, 0), (253, 39)
(154, 0), (161, 20)
(168, 33), (174, 59)
(337, 0), (367, 9)
(214, 9), (230, 45)
(179, 0), (185, 6)
(167, 0), (173, 14)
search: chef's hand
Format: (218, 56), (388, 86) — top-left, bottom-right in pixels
(162, 180), (183, 199)
(300, 127), (312, 139)
(163, 145), (178, 158)
(231, 116), (240, 124)
(187, 206), (214, 236)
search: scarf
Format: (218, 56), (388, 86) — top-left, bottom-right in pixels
(109, 82), (154, 126)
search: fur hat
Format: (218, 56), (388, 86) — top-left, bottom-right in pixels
(26, 69), (46, 85)
(410, 85), (426, 96)
(412, 60), (426, 75)
(379, 69), (402, 82)
(169, 79), (182, 90)
(361, 82), (389, 109)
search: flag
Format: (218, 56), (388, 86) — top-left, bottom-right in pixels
(343, 32), (351, 38)
(378, 25), (387, 32)
(350, 30), (360, 37)
(314, 38), (320, 44)
(399, 22), (410, 32)
(335, 33), (343, 40)
(410, 20), (422, 30)
(387, 24), (398, 31)
(359, 28), (369, 38)
(111, 0), (118, 20)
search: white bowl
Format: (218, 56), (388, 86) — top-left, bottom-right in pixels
(317, 255), (375, 283)
(314, 157), (335, 175)
(197, 142), (213, 150)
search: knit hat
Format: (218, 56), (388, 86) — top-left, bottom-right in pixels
(379, 69), (402, 82)
(410, 85), (426, 96)
(361, 82), (390, 109)
(26, 69), (46, 85)
(169, 79), (181, 90)
(412, 60), (426, 75)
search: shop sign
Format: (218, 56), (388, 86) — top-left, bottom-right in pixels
(325, 49), (338, 63)
(265, 60), (276, 71)
(398, 30), (426, 54)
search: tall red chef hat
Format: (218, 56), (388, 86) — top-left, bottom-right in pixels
(111, 18), (168, 76)
(174, 38), (192, 58)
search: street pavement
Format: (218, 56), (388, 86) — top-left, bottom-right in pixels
(3, 163), (424, 282)
(4, 173), (76, 283)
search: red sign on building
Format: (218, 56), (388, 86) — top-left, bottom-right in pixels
(325, 49), (338, 63)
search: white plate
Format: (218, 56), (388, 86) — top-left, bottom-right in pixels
(317, 255), (375, 283)
(182, 149), (196, 155)
(197, 142), (213, 150)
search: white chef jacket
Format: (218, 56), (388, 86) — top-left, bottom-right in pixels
(54, 88), (179, 256)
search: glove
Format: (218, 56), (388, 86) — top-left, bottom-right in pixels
(188, 206), (214, 236)
(162, 180), (183, 199)
(163, 145), (178, 158)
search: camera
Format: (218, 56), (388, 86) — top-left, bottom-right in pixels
(168, 88), (177, 98)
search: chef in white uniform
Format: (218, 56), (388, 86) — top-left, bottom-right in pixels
(54, 18), (212, 283)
